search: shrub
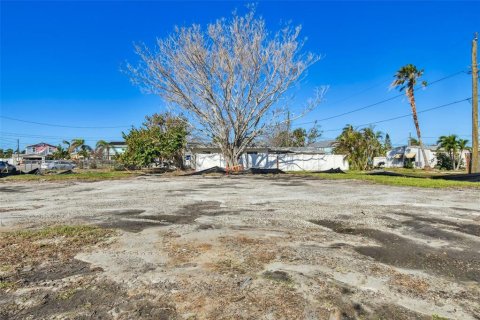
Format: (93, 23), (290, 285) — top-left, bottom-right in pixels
(403, 159), (414, 169)
(113, 163), (126, 171)
(436, 153), (452, 170)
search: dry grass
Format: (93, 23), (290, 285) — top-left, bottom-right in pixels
(208, 258), (247, 275)
(0, 225), (115, 281)
(163, 233), (309, 318)
(389, 272), (430, 295)
(1, 170), (139, 182)
(172, 275), (308, 319)
(163, 240), (213, 266)
(218, 235), (277, 271)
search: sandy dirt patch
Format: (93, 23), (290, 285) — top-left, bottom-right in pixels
(1, 175), (479, 319)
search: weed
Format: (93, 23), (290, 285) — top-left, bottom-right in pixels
(0, 281), (16, 290)
(57, 288), (78, 300)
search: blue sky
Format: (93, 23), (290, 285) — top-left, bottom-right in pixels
(1, 1), (478, 150)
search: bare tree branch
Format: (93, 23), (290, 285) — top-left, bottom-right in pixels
(127, 8), (323, 166)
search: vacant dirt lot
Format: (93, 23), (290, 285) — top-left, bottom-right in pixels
(1, 175), (479, 319)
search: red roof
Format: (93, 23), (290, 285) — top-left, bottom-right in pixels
(26, 142), (57, 148)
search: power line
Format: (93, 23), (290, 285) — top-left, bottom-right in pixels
(319, 98), (470, 133)
(293, 70), (467, 127)
(0, 116), (132, 129)
(354, 98), (470, 128)
(0, 71), (466, 130)
(0, 131), (121, 141)
(320, 78), (391, 107)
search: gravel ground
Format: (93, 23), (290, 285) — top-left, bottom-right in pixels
(1, 174), (479, 319)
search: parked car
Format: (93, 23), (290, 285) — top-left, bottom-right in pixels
(41, 160), (76, 170)
(0, 161), (16, 173)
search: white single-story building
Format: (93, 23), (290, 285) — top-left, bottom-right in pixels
(191, 147), (349, 172)
(383, 145), (437, 169)
(376, 145), (471, 169)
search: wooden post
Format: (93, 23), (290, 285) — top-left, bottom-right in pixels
(472, 32), (479, 173)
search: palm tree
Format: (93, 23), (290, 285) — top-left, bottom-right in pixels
(437, 135), (458, 168)
(95, 140), (113, 160)
(392, 64), (430, 169)
(62, 140), (71, 151)
(67, 138), (91, 159)
(52, 145), (69, 160)
(409, 137), (420, 146)
(334, 125), (384, 170)
(78, 145), (92, 159)
(69, 138), (85, 153)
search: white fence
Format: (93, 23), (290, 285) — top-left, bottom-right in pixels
(194, 153), (349, 172)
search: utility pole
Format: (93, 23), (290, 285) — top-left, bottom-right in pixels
(472, 32), (479, 173)
(286, 110), (291, 147)
(17, 139), (20, 164)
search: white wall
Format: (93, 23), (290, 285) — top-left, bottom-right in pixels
(373, 157), (387, 167)
(194, 153), (226, 170)
(0, 158), (15, 165)
(194, 153), (349, 171)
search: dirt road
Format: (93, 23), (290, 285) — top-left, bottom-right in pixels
(1, 175), (479, 319)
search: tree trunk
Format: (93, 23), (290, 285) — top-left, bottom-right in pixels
(457, 150), (463, 170)
(407, 88), (431, 169)
(455, 151), (461, 171)
(222, 146), (241, 168)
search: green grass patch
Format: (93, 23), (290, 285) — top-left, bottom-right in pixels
(293, 171), (480, 189)
(0, 281), (16, 290)
(56, 287), (79, 300)
(5, 225), (113, 242)
(1, 170), (139, 182)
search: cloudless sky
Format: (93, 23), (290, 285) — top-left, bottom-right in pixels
(1, 1), (478, 150)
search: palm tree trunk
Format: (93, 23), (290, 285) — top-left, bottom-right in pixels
(457, 149), (464, 170)
(407, 88), (431, 169)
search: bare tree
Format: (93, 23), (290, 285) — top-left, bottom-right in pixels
(127, 8), (323, 166)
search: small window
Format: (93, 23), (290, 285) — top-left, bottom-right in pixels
(247, 152), (258, 155)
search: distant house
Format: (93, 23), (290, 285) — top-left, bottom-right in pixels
(384, 145), (438, 169)
(14, 142), (59, 164)
(307, 140), (337, 155)
(103, 141), (127, 160)
(70, 145), (94, 160)
(25, 143), (57, 157)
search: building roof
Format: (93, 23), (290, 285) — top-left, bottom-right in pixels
(108, 141), (127, 146)
(388, 145), (438, 153)
(26, 142), (57, 148)
(308, 140), (336, 148)
(191, 146), (327, 155)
